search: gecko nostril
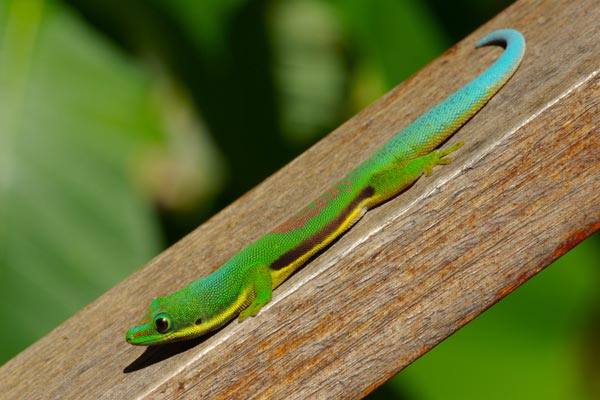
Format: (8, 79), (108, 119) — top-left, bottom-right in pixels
(195, 318), (202, 325)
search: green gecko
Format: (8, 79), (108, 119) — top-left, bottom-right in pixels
(127, 29), (525, 345)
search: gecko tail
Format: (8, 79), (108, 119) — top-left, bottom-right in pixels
(476, 29), (526, 51)
(374, 28), (526, 161)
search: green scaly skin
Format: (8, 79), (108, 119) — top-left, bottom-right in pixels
(126, 29), (525, 345)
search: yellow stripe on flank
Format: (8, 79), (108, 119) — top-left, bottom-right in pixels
(270, 195), (374, 288)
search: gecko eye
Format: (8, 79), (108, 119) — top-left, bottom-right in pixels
(154, 313), (172, 334)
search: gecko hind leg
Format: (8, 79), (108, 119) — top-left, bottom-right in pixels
(368, 141), (464, 202)
(423, 141), (464, 176)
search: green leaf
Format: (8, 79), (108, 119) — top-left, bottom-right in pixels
(0, 0), (165, 363)
(333, 0), (448, 107)
(270, 0), (348, 145)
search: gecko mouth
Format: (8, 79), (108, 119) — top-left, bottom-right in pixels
(126, 325), (171, 346)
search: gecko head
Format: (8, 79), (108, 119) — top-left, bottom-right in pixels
(126, 296), (181, 345)
(125, 282), (230, 346)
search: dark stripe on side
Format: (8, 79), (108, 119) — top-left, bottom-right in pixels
(271, 185), (376, 270)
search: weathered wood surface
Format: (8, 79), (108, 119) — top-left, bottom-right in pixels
(1, 0), (599, 398)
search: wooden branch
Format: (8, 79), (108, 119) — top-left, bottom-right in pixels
(1, 0), (599, 398)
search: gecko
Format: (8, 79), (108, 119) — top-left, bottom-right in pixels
(126, 29), (525, 345)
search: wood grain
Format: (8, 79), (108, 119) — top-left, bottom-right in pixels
(1, 0), (599, 398)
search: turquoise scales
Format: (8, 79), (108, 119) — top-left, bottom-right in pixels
(127, 29), (525, 345)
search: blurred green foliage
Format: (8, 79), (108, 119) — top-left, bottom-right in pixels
(0, 0), (598, 398)
(0, 0), (165, 361)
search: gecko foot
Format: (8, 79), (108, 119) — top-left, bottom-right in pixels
(423, 141), (464, 176)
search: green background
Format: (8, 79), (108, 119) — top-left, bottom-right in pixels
(1, 0), (598, 398)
